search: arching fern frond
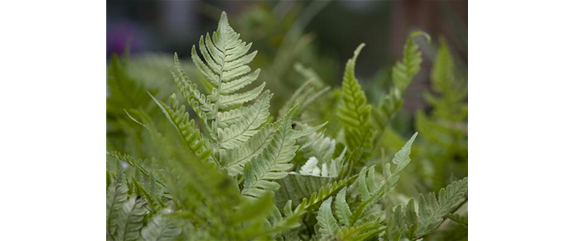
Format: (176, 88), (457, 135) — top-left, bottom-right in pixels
(392, 31), (430, 93)
(337, 43), (374, 157)
(374, 31), (430, 133)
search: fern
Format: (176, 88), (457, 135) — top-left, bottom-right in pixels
(313, 134), (417, 240)
(317, 197), (340, 236)
(334, 187), (352, 226)
(373, 31), (429, 133)
(337, 43), (374, 156)
(149, 93), (212, 162)
(392, 31), (430, 93)
(141, 214), (181, 241)
(115, 196), (148, 241)
(107, 183), (128, 239)
(414, 177), (468, 235)
(242, 110), (299, 199)
(415, 38), (468, 191)
(106, 10), (468, 241)
(383, 177), (468, 240)
(151, 12), (322, 182)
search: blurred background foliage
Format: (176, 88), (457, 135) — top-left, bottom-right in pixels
(107, 1), (467, 239)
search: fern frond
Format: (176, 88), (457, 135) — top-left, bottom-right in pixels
(150, 94), (212, 162)
(242, 111), (298, 199)
(216, 82), (265, 109)
(337, 43), (374, 154)
(357, 166), (379, 202)
(300, 132), (337, 164)
(222, 122), (277, 176)
(382, 132), (418, 189)
(294, 175), (357, 213)
(115, 196), (148, 241)
(430, 38), (455, 95)
(317, 197), (340, 236)
(275, 173), (332, 208)
(141, 214), (181, 241)
(172, 54), (215, 123)
(374, 31), (429, 133)
(217, 90), (271, 149)
(383, 178), (468, 240)
(107, 54), (153, 114)
(190, 12), (261, 117)
(334, 187), (352, 226)
(107, 183), (128, 239)
(349, 133), (417, 225)
(414, 177), (468, 236)
(392, 31), (430, 93)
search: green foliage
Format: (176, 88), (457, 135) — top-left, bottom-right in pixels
(415, 38), (468, 191)
(312, 134), (421, 241)
(242, 110), (299, 199)
(383, 177), (468, 240)
(373, 31), (430, 134)
(337, 44), (374, 159)
(106, 10), (467, 241)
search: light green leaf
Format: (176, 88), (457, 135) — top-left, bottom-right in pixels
(317, 197), (340, 236)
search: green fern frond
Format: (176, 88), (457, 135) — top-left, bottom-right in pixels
(414, 177), (468, 236)
(141, 214), (181, 241)
(337, 43), (374, 155)
(383, 178), (468, 240)
(294, 175), (357, 213)
(242, 110), (298, 199)
(222, 122), (277, 176)
(107, 183), (128, 239)
(217, 90), (271, 149)
(317, 194), (384, 241)
(317, 197), (340, 236)
(190, 12), (262, 119)
(107, 54), (154, 114)
(275, 173), (332, 208)
(115, 196), (148, 241)
(431, 38), (455, 95)
(334, 187), (352, 226)
(392, 31), (430, 93)
(351, 134), (417, 224)
(150, 94), (212, 162)
(356, 166), (378, 202)
(382, 132), (418, 190)
(374, 31), (429, 133)
(172, 54), (215, 123)
(300, 132), (337, 164)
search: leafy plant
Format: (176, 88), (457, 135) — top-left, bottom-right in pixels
(416, 39), (468, 191)
(106, 11), (468, 241)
